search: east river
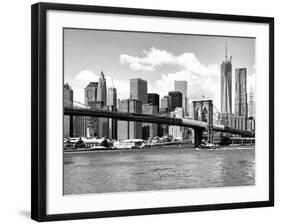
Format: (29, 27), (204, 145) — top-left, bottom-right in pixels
(64, 145), (255, 195)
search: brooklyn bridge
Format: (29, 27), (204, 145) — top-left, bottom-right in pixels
(64, 99), (254, 147)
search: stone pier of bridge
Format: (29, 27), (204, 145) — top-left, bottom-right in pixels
(192, 100), (214, 147)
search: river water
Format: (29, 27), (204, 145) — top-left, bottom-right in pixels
(64, 146), (255, 195)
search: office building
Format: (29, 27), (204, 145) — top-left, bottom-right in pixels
(235, 68), (248, 117)
(174, 80), (188, 116)
(97, 70), (107, 106)
(234, 68), (248, 131)
(84, 82), (98, 105)
(168, 91), (182, 112)
(107, 87), (117, 108)
(63, 83), (73, 137)
(160, 96), (170, 112)
(130, 78), (147, 104)
(147, 93), (159, 112)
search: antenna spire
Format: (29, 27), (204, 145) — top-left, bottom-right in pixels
(111, 77), (115, 88)
(225, 42), (228, 60)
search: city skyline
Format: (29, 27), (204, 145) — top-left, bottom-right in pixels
(63, 28), (257, 197)
(64, 28), (255, 110)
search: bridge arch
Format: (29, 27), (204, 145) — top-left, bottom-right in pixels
(201, 106), (208, 122)
(195, 108), (200, 120)
(192, 100), (214, 144)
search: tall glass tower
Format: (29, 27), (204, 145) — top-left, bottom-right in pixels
(174, 80), (188, 116)
(235, 68), (248, 117)
(97, 70), (107, 106)
(221, 45), (232, 114)
(130, 78), (147, 104)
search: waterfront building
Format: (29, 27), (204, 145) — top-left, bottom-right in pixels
(97, 70), (107, 106)
(73, 116), (87, 137)
(84, 82), (98, 105)
(130, 78), (147, 104)
(63, 83), (73, 137)
(117, 99), (142, 140)
(247, 117), (255, 132)
(169, 107), (186, 140)
(221, 45), (232, 114)
(168, 91), (182, 112)
(174, 80), (189, 116)
(248, 87), (256, 118)
(142, 104), (158, 139)
(235, 68), (248, 117)
(147, 93), (159, 112)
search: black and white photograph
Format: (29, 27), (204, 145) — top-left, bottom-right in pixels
(63, 28), (256, 195)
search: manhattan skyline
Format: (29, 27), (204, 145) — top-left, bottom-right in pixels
(64, 28), (255, 110)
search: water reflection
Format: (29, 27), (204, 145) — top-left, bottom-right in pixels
(64, 146), (255, 195)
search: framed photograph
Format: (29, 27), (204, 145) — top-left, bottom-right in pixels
(31, 2), (274, 222)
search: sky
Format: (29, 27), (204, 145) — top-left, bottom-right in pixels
(64, 28), (255, 110)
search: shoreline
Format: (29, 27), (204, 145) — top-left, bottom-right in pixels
(64, 144), (255, 154)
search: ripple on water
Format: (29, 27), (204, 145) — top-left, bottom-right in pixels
(64, 146), (255, 195)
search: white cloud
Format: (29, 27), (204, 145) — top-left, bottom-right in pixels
(148, 68), (220, 108)
(69, 70), (130, 104)
(121, 47), (221, 108)
(120, 47), (176, 71)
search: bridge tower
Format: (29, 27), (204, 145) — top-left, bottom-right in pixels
(192, 100), (214, 146)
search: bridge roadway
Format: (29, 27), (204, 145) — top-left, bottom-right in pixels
(64, 107), (254, 137)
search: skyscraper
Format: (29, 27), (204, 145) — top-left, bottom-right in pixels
(64, 83), (73, 108)
(248, 87), (255, 118)
(84, 82), (98, 105)
(97, 70), (107, 106)
(63, 83), (73, 137)
(147, 93), (159, 112)
(160, 96), (170, 112)
(107, 86), (117, 139)
(168, 91), (182, 112)
(107, 87), (117, 108)
(84, 82), (100, 138)
(142, 104), (158, 139)
(235, 68), (248, 117)
(174, 81), (188, 116)
(221, 45), (232, 114)
(130, 78), (147, 104)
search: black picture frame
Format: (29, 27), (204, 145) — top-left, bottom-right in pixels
(31, 2), (274, 222)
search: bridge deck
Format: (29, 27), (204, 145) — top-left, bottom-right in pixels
(64, 107), (254, 137)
